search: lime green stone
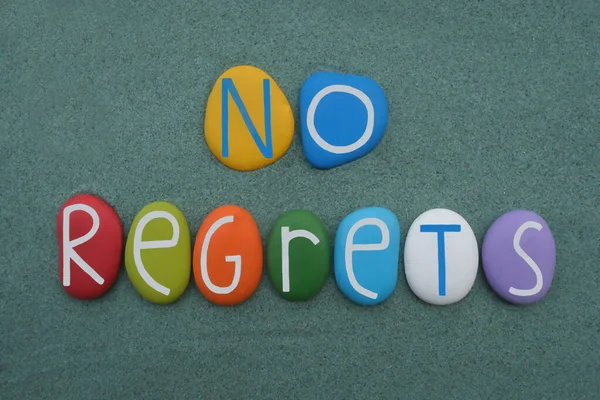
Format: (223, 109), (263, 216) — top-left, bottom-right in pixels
(267, 209), (330, 301)
(125, 201), (191, 304)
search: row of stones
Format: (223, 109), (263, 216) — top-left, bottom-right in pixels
(58, 194), (556, 306)
(204, 65), (388, 171)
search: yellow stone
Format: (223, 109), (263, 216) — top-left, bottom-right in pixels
(204, 65), (294, 171)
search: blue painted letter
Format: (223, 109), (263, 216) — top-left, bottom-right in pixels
(221, 78), (273, 158)
(419, 224), (461, 296)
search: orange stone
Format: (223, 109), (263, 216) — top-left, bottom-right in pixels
(193, 205), (263, 306)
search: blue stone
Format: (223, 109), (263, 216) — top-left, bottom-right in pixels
(299, 72), (389, 169)
(334, 207), (400, 305)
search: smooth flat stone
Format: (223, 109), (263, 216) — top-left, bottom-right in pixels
(299, 71), (388, 169)
(404, 208), (479, 305)
(193, 205), (263, 306)
(482, 210), (556, 305)
(57, 194), (123, 300)
(334, 207), (400, 306)
(204, 65), (294, 171)
(267, 210), (330, 301)
(125, 201), (191, 304)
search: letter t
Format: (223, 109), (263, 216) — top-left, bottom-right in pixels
(419, 224), (461, 296)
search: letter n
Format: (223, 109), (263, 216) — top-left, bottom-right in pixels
(221, 78), (273, 158)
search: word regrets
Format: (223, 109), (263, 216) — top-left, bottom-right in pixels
(57, 194), (556, 307)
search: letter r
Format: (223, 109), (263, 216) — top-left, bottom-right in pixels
(280, 226), (320, 292)
(62, 204), (104, 287)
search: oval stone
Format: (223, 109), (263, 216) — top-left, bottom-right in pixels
(334, 207), (400, 306)
(193, 205), (263, 306)
(125, 201), (191, 304)
(57, 193), (123, 300)
(299, 71), (389, 169)
(204, 65), (295, 172)
(267, 210), (330, 301)
(482, 210), (556, 305)
(404, 208), (479, 305)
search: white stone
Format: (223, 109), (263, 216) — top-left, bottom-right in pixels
(404, 208), (479, 305)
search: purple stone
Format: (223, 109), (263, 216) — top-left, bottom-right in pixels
(482, 210), (556, 305)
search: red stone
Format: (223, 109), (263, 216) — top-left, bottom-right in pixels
(56, 194), (123, 299)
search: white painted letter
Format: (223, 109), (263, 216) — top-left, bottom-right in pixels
(281, 226), (320, 292)
(200, 215), (241, 295)
(133, 211), (180, 296)
(509, 221), (544, 297)
(62, 204), (104, 287)
(306, 84), (375, 154)
(345, 218), (390, 300)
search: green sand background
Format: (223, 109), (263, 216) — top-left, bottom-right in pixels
(2, 1), (599, 399)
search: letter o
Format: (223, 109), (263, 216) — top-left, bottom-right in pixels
(306, 84), (375, 155)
